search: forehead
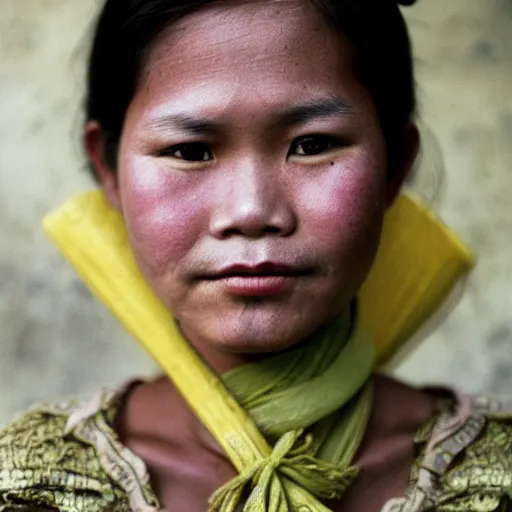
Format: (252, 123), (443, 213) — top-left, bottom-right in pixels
(159, 1), (332, 56)
(131, 0), (367, 121)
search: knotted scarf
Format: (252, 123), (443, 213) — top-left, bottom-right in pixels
(209, 308), (375, 511)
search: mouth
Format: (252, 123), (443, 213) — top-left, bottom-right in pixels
(201, 262), (314, 297)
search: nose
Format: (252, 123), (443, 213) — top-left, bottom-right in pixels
(209, 159), (297, 239)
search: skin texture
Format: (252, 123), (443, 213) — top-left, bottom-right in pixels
(86, 1), (429, 510)
(99, 0), (391, 372)
(115, 374), (435, 511)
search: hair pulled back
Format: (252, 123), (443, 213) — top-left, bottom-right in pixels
(86, 0), (418, 176)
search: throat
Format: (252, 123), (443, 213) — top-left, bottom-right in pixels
(176, 305), (356, 376)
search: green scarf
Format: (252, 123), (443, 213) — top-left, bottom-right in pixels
(209, 308), (375, 511)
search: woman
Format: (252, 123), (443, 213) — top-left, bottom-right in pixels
(1, 0), (511, 510)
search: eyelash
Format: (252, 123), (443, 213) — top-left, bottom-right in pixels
(158, 134), (343, 164)
(157, 143), (212, 162)
(288, 135), (342, 158)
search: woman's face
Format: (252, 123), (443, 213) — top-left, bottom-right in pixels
(114, 0), (390, 367)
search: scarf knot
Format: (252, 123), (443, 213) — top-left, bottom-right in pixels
(208, 428), (358, 512)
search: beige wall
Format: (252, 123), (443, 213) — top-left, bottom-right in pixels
(1, 0), (511, 424)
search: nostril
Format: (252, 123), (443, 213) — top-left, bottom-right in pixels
(221, 227), (245, 238)
(220, 224), (283, 239)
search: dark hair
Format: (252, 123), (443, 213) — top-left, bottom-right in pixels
(86, 0), (417, 178)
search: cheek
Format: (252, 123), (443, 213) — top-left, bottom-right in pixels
(299, 153), (387, 256)
(118, 158), (205, 278)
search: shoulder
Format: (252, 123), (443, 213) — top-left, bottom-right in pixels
(0, 391), (134, 511)
(435, 396), (512, 511)
(389, 393), (512, 512)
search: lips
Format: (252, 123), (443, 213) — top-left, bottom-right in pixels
(201, 262), (312, 297)
(210, 262), (309, 279)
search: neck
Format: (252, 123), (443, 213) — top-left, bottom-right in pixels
(183, 335), (268, 375)
(178, 305), (356, 376)
(121, 305), (372, 502)
(118, 373), (437, 501)
(178, 317), (343, 376)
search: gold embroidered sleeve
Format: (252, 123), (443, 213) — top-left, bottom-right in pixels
(0, 407), (130, 512)
(435, 416), (512, 511)
(393, 396), (512, 512)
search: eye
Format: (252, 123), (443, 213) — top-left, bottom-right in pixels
(159, 143), (213, 162)
(290, 135), (340, 157)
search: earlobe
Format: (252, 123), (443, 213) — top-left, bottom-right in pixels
(386, 123), (420, 206)
(83, 121), (122, 212)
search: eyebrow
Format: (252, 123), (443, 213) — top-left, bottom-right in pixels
(144, 115), (220, 136)
(144, 97), (355, 135)
(275, 97), (355, 128)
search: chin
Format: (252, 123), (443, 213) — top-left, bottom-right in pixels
(174, 286), (348, 364)
(199, 309), (325, 355)
(219, 336), (296, 355)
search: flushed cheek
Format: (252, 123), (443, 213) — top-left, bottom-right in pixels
(299, 156), (386, 254)
(119, 159), (206, 281)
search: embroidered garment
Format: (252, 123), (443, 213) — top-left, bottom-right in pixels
(0, 388), (511, 512)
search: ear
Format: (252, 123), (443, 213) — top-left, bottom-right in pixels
(83, 121), (122, 212)
(386, 123), (420, 206)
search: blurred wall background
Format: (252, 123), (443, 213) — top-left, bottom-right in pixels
(1, 0), (511, 424)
